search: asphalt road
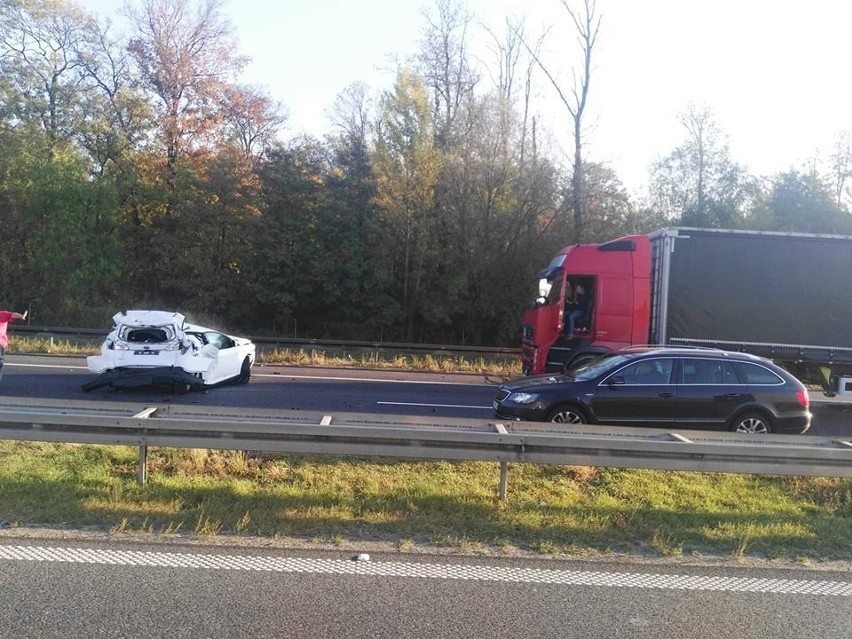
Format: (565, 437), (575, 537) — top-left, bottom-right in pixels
(1, 354), (850, 435)
(0, 537), (848, 639)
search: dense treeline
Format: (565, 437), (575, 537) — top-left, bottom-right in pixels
(1, 0), (851, 345)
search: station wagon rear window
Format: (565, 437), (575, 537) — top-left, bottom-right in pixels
(120, 326), (176, 344)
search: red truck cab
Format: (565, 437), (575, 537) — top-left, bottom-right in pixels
(522, 235), (652, 374)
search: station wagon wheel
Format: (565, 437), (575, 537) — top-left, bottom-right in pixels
(731, 411), (773, 434)
(237, 357), (252, 384)
(546, 405), (588, 424)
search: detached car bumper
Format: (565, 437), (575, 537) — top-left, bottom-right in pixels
(81, 367), (204, 392)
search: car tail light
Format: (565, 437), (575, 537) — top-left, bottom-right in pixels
(796, 388), (809, 409)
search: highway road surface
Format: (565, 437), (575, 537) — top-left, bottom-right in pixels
(0, 536), (849, 639)
(1, 354), (850, 435)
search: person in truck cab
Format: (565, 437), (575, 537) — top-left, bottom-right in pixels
(563, 282), (591, 336)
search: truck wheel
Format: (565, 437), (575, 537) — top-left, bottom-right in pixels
(563, 354), (598, 374)
(546, 405), (588, 424)
(730, 411), (773, 434)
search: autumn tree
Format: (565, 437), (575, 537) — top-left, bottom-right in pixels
(325, 84), (399, 337)
(222, 83), (287, 160)
(126, 0), (246, 170)
(372, 69), (443, 340)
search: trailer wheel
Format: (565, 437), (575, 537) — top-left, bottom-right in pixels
(730, 411), (773, 434)
(546, 405), (589, 424)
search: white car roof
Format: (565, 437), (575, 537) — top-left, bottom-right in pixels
(113, 310), (186, 328)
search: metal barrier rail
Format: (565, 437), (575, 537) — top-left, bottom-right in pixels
(0, 399), (849, 498)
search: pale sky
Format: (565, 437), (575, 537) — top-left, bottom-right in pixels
(81, 0), (852, 194)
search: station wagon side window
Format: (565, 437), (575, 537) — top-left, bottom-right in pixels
(612, 358), (673, 385)
(737, 362), (784, 385)
(681, 358), (741, 385)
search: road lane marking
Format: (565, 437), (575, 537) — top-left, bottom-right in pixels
(0, 545), (849, 596)
(378, 401), (491, 410)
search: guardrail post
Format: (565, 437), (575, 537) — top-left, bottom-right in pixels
(138, 445), (147, 485)
(494, 424), (509, 501)
(133, 407), (158, 486)
(498, 462), (508, 501)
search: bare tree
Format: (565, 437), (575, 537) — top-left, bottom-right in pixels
(680, 104), (713, 223)
(418, 0), (479, 149)
(483, 16), (543, 169)
(521, 0), (601, 242)
(0, 0), (93, 144)
(649, 104), (756, 228)
(829, 130), (852, 210)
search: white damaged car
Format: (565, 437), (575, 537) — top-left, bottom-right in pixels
(82, 310), (256, 392)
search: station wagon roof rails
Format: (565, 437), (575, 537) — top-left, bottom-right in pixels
(618, 344), (724, 352)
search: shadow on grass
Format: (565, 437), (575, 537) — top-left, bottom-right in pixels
(0, 469), (849, 561)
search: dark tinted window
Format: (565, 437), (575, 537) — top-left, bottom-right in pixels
(681, 358), (741, 384)
(204, 332), (235, 350)
(615, 358), (673, 384)
(125, 328), (170, 343)
(738, 362), (784, 385)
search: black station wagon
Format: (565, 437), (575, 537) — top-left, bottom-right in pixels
(493, 347), (811, 434)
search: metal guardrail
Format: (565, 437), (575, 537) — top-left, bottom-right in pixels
(0, 398), (849, 498)
(10, 325), (520, 360)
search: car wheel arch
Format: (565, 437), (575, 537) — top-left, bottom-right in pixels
(237, 357), (252, 384)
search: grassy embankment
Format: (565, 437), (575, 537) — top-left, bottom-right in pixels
(2, 336), (850, 562)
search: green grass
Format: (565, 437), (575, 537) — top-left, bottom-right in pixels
(8, 337), (521, 377)
(0, 442), (849, 561)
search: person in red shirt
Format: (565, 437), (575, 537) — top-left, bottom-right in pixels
(0, 308), (27, 381)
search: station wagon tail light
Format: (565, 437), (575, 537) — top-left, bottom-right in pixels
(796, 388), (809, 409)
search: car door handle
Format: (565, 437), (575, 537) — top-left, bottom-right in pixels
(724, 393), (743, 398)
(658, 392), (675, 398)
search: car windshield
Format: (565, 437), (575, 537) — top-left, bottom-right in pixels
(571, 353), (633, 381)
